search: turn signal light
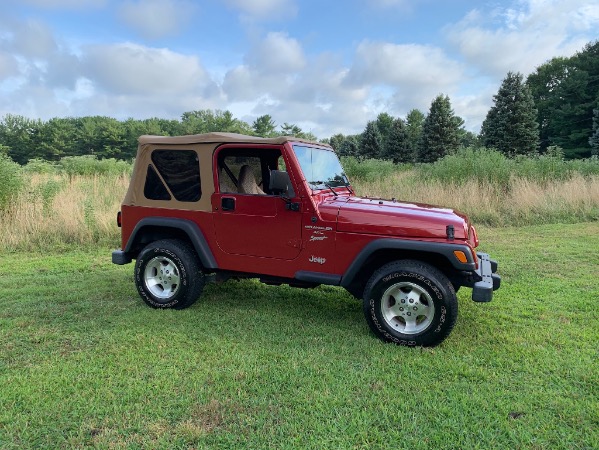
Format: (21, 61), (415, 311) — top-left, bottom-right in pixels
(453, 250), (468, 264)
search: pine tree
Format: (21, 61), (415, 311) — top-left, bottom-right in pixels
(382, 118), (411, 163)
(328, 133), (345, 153)
(418, 95), (460, 163)
(338, 136), (360, 157)
(252, 115), (277, 137)
(590, 104), (599, 156)
(406, 109), (425, 161)
(360, 121), (382, 159)
(481, 72), (540, 156)
(375, 112), (394, 156)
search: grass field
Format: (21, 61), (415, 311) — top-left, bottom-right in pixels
(1, 223), (597, 449)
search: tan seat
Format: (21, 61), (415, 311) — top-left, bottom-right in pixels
(237, 165), (265, 195)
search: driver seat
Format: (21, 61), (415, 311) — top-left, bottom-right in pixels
(237, 165), (265, 195)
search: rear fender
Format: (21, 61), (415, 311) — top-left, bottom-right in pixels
(124, 217), (218, 269)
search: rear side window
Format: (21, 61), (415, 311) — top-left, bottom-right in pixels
(144, 150), (201, 202)
(144, 165), (171, 200)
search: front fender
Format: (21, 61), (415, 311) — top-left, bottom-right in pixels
(340, 239), (476, 289)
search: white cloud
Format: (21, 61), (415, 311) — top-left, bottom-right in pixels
(81, 42), (216, 96)
(0, 51), (19, 80)
(118, 0), (197, 40)
(0, 17), (80, 89)
(222, 34), (383, 136)
(224, 0), (297, 21)
(7, 19), (57, 58)
(347, 41), (463, 88)
(344, 41), (465, 114)
(248, 32), (306, 73)
(445, 0), (599, 77)
(222, 32), (306, 101)
(3, 0), (596, 138)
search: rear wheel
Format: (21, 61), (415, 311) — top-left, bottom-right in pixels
(363, 260), (458, 347)
(134, 239), (204, 309)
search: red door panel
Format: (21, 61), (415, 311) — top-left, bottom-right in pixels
(212, 193), (302, 260)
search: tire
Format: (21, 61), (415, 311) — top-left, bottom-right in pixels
(134, 239), (204, 309)
(363, 260), (458, 347)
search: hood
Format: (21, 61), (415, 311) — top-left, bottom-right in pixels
(329, 196), (469, 240)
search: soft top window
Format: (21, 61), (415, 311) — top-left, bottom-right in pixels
(145, 149), (201, 202)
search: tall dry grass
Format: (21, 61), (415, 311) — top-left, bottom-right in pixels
(0, 173), (129, 252)
(1, 168), (598, 252)
(354, 172), (599, 226)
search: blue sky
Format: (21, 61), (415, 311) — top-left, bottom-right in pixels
(0, 0), (597, 138)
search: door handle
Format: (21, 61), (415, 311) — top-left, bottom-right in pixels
(221, 197), (235, 211)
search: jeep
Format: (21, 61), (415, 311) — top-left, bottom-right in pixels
(112, 132), (500, 347)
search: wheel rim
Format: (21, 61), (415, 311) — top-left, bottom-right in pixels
(380, 281), (435, 335)
(144, 256), (181, 300)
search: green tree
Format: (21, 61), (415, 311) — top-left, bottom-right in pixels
(481, 72), (539, 156)
(360, 121), (382, 159)
(36, 118), (78, 160)
(0, 114), (41, 164)
(98, 118), (127, 159)
(181, 109), (251, 135)
(381, 118), (410, 163)
(74, 117), (98, 156)
(526, 56), (570, 152)
(328, 133), (346, 152)
(375, 112), (394, 155)
(418, 95), (460, 163)
(590, 104), (599, 156)
(406, 109), (425, 160)
(279, 123), (317, 141)
(252, 114), (277, 137)
(280, 122), (302, 136)
(338, 135), (360, 157)
(458, 129), (480, 147)
(527, 41), (599, 158)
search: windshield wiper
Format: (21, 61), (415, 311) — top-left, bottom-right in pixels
(313, 181), (338, 197)
(343, 179), (354, 195)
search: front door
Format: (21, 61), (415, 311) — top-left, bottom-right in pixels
(211, 147), (303, 260)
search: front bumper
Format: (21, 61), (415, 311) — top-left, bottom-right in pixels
(472, 252), (501, 302)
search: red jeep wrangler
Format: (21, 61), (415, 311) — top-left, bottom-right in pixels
(112, 133), (500, 347)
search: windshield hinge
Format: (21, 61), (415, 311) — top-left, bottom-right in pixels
(446, 225), (455, 241)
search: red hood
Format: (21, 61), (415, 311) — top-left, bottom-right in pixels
(320, 196), (469, 240)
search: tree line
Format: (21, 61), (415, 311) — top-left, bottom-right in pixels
(1, 41), (597, 165)
(0, 110), (317, 165)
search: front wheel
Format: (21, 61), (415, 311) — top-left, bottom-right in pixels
(363, 260), (458, 347)
(134, 239), (204, 309)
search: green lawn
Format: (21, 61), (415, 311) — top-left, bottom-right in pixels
(1, 223), (597, 449)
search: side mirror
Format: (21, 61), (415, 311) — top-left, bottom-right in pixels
(269, 170), (295, 197)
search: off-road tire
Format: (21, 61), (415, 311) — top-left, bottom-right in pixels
(363, 260), (458, 347)
(134, 239), (204, 309)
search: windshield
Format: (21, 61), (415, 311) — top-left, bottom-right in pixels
(293, 145), (350, 189)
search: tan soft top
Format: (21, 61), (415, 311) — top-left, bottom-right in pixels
(124, 132), (330, 210)
(138, 132), (330, 148)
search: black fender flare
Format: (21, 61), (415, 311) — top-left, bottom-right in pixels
(340, 239), (476, 288)
(125, 217), (218, 269)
